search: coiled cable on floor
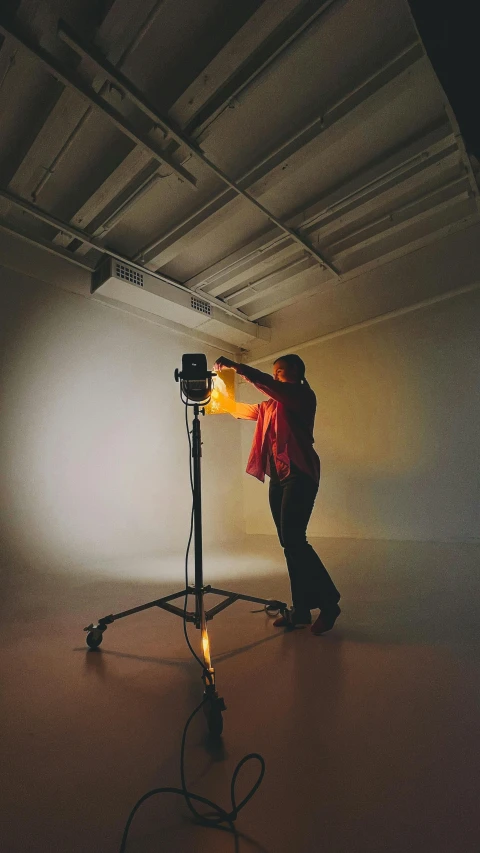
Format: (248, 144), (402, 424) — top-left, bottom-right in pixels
(119, 696), (266, 851)
(118, 398), (266, 851)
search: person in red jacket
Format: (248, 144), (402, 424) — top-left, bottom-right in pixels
(213, 353), (341, 635)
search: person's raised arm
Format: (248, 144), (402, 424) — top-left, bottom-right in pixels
(213, 357), (307, 412)
(233, 401), (260, 420)
(212, 386), (259, 420)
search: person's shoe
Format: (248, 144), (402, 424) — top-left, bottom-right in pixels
(273, 609), (311, 628)
(311, 604), (341, 635)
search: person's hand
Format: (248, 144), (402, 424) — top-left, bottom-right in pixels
(213, 356), (237, 372)
(211, 389), (235, 413)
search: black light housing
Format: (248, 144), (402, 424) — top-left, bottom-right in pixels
(175, 353), (215, 405)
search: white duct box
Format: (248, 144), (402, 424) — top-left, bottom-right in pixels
(91, 257), (269, 347)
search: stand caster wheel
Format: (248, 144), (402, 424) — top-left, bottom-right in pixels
(86, 629), (103, 650)
(204, 697), (226, 737)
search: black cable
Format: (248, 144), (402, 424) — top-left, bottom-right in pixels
(119, 698), (266, 852)
(118, 391), (266, 851)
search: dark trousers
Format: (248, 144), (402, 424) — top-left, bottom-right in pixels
(269, 464), (340, 617)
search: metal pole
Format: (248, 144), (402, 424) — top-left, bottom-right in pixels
(191, 404), (214, 676)
(191, 406), (204, 605)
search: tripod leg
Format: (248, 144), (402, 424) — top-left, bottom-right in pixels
(206, 587), (288, 619)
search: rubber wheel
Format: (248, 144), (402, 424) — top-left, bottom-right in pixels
(86, 630), (103, 650)
(205, 702), (224, 737)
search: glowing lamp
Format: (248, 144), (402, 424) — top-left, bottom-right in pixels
(174, 353), (214, 406)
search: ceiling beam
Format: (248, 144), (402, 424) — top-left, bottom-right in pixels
(230, 183), (472, 315)
(245, 211), (480, 320)
(52, 149), (157, 246)
(131, 42), (424, 270)
(0, 16), (198, 189)
(328, 183), (471, 260)
(200, 173), (468, 304)
(204, 147), (461, 298)
(183, 0), (345, 138)
(0, 219), (95, 270)
(226, 256), (317, 308)
(0, 186), (257, 327)
(46, 0), (306, 254)
(199, 240), (303, 299)
(185, 123), (456, 296)
(170, 0), (303, 130)
(245, 266), (331, 320)
(56, 19), (339, 277)
(305, 148), (461, 246)
(55, 0), (336, 256)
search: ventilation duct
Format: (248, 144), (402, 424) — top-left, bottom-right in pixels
(91, 258), (269, 347)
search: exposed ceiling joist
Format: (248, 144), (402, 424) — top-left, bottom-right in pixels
(54, 0), (338, 258)
(52, 150), (158, 246)
(48, 0), (281, 251)
(197, 241), (302, 299)
(0, 0), (477, 343)
(226, 256), (317, 308)
(132, 41), (424, 269)
(185, 123), (456, 296)
(47, 0), (305, 254)
(225, 184), (472, 312)
(328, 184), (472, 260)
(43, 0), (185, 244)
(298, 143), (459, 240)
(55, 18), (340, 276)
(0, 219), (94, 270)
(0, 186), (259, 327)
(170, 0), (304, 131)
(182, 0), (344, 138)
(245, 210), (480, 320)
(0, 17), (198, 189)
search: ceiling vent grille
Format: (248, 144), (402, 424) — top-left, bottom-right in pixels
(115, 262), (144, 287)
(190, 295), (211, 316)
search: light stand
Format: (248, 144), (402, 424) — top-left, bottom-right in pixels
(84, 354), (288, 736)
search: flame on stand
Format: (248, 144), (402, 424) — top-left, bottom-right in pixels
(201, 628), (212, 668)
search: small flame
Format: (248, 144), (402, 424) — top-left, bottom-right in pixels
(201, 629), (211, 667)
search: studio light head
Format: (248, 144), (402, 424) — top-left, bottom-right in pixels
(175, 353), (215, 405)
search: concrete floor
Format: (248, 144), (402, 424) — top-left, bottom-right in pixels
(1, 537), (480, 853)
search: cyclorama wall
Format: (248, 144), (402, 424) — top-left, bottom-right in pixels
(0, 266), (245, 582)
(239, 286), (480, 542)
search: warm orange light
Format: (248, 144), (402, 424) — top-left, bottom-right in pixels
(201, 628), (212, 667)
(205, 368), (235, 415)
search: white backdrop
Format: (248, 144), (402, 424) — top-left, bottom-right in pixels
(0, 267), (245, 578)
(240, 287), (480, 542)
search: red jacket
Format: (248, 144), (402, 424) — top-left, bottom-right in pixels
(234, 364), (320, 484)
